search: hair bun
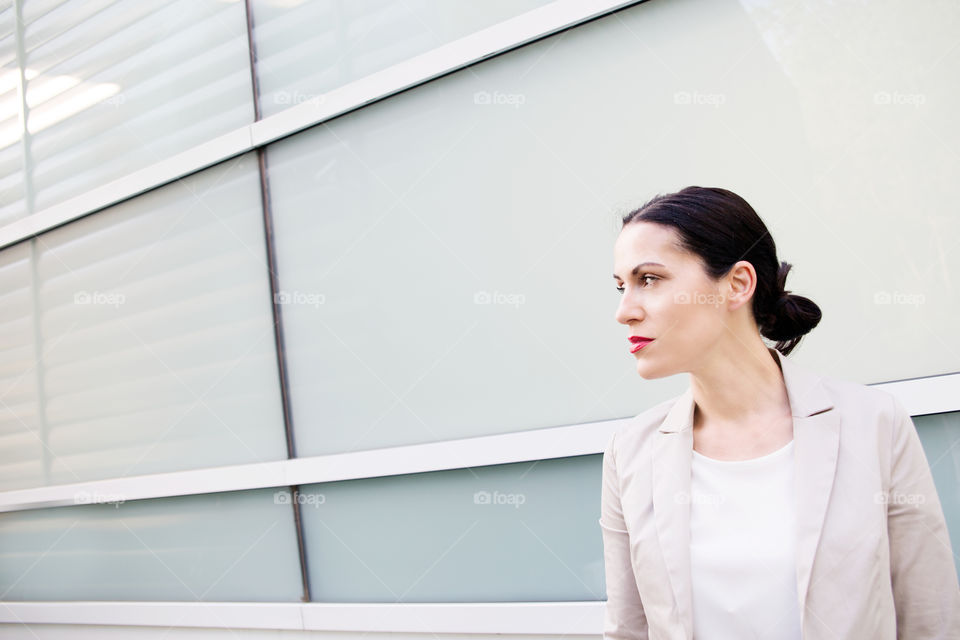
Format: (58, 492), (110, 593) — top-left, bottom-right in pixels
(762, 287), (822, 354)
(758, 260), (821, 354)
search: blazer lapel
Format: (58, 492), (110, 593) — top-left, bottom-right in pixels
(774, 349), (840, 628)
(651, 385), (696, 637)
(650, 348), (839, 638)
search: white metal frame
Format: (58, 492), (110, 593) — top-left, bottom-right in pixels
(0, 601), (603, 634)
(871, 372), (960, 416)
(0, 416), (625, 513)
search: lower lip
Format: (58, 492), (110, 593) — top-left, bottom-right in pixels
(630, 340), (653, 353)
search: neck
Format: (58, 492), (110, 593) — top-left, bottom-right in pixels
(688, 337), (790, 428)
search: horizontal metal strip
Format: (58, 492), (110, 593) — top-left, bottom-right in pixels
(0, 127), (254, 251)
(0, 601), (604, 634)
(870, 370), (960, 416)
(0, 416), (627, 513)
(0, 371), (955, 514)
(0, 0), (642, 252)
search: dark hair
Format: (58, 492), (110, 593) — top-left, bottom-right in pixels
(621, 186), (821, 356)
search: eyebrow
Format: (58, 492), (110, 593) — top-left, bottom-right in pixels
(612, 262), (665, 280)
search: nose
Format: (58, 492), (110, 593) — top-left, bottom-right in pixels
(615, 290), (643, 326)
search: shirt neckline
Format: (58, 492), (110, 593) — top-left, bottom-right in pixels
(692, 438), (794, 464)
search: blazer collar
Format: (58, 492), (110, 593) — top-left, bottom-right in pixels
(650, 347), (840, 638)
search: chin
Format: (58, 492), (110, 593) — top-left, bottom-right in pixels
(634, 360), (675, 380)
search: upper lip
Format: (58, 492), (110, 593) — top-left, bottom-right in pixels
(628, 336), (654, 343)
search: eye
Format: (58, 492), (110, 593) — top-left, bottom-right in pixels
(615, 274), (657, 294)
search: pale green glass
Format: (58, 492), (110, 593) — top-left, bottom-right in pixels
(0, 488), (303, 601)
(299, 454), (605, 602)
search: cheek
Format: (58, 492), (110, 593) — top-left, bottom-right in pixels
(670, 298), (726, 339)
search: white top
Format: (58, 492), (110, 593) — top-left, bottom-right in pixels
(689, 439), (802, 640)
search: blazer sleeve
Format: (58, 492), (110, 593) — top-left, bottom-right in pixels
(599, 430), (649, 640)
(885, 395), (960, 639)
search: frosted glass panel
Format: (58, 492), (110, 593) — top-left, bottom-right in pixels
(22, 0), (254, 210)
(27, 153), (287, 487)
(263, 40), (685, 455)
(270, 0), (959, 457)
(299, 455), (604, 602)
(0, 241), (42, 491)
(915, 411), (960, 582)
(248, 0), (552, 117)
(0, 488), (303, 601)
(0, 1), (26, 224)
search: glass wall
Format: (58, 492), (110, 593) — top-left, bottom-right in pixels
(0, 0), (956, 626)
(0, 487), (302, 601)
(1, 152), (288, 491)
(298, 455), (603, 602)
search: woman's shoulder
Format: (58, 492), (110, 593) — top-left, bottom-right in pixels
(799, 364), (912, 443)
(814, 367), (904, 419)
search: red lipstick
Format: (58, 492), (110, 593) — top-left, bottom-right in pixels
(629, 336), (653, 353)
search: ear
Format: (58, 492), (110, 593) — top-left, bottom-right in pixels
(723, 260), (756, 311)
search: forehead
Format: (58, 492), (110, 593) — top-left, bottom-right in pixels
(613, 222), (688, 275)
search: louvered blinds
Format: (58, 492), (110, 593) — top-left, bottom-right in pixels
(0, 0), (25, 225)
(24, 153), (287, 488)
(0, 240), (41, 491)
(21, 0), (254, 211)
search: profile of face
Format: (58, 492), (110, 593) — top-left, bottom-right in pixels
(613, 221), (744, 379)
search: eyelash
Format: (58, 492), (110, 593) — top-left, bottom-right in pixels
(616, 274), (658, 293)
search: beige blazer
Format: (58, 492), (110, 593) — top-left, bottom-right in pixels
(599, 347), (960, 639)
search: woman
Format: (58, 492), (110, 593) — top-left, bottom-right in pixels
(600, 186), (959, 639)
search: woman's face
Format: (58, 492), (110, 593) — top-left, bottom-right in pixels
(612, 221), (732, 379)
